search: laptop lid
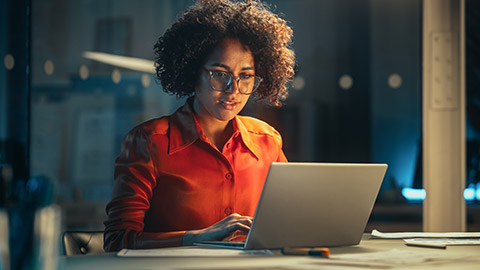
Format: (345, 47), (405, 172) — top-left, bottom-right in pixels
(243, 162), (387, 250)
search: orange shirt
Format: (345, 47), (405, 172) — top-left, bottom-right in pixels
(104, 99), (287, 251)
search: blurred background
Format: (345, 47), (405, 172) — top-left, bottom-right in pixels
(0, 0), (479, 232)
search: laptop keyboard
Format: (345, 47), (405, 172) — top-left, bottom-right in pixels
(198, 240), (245, 247)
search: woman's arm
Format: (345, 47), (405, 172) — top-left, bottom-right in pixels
(104, 126), (175, 251)
(104, 126), (253, 251)
(104, 229), (185, 251)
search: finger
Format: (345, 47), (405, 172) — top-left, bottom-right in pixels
(228, 222), (250, 232)
(220, 213), (242, 223)
(206, 223), (249, 241)
(227, 213), (253, 222)
(228, 213), (253, 219)
(223, 229), (248, 241)
(236, 217), (252, 226)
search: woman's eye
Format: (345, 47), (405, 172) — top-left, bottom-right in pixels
(240, 74), (254, 80)
(212, 71), (229, 78)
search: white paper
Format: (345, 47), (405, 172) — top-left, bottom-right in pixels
(404, 238), (480, 248)
(371, 229), (480, 239)
(117, 247), (273, 257)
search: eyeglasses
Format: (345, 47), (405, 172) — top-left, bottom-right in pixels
(204, 68), (262, 95)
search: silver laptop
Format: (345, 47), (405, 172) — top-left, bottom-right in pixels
(195, 162), (388, 250)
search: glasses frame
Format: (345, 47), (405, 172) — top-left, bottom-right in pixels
(203, 68), (263, 95)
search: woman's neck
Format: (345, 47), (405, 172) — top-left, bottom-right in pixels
(191, 99), (234, 151)
(197, 116), (233, 151)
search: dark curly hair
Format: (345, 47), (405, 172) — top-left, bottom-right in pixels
(154, 0), (295, 107)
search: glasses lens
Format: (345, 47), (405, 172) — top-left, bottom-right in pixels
(208, 70), (262, 95)
(238, 76), (256, 94)
(210, 71), (232, 90)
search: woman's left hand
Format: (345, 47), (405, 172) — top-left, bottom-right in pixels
(182, 213), (252, 245)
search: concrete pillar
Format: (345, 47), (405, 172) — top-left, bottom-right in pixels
(422, 0), (466, 231)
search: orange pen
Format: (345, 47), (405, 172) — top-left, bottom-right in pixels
(281, 247), (330, 257)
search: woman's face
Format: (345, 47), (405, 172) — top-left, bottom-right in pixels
(194, 38), (255, 124)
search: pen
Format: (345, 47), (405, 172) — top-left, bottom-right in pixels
(281, 247), (330, 257)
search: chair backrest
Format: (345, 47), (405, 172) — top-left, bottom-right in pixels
(63, 231), (104, 256)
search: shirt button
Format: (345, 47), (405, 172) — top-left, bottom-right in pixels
(225, 172), (233, 181)
(224, 207), (232, 215)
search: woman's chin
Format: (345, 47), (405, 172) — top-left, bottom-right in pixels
(215, 106), (242, 121)
(215, 113), (237, 122)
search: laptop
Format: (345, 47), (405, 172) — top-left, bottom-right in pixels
(195, 162), (388, 250)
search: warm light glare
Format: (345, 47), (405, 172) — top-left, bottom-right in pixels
(83, 51), (155, 73)
(292, 76), (305, 90)
(141, 73), (151, 88)
(79, 64), (89, 80)
(44, 60), (55, 76)
(112, 69), (121, 84)
(339, 74), (353, 90)
(388, 73), (402, 89)
(4, 54), (15, 70)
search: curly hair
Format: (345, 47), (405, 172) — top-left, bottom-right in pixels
(154, 0), (295, 107)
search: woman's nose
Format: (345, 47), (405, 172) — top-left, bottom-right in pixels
(225, 78), (241, 94)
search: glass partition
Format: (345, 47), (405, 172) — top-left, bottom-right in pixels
(466, 0), (480, 231)
(22, 0), (465, 231)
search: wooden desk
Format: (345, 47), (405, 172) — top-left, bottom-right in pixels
(61, 235), (480, 270)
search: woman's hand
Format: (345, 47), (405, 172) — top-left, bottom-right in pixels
(182, 213), (252, 245)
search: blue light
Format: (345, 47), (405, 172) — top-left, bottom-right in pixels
(464, 188), (475, 201)
(401, 188), (479, 201)
(476, 188), (480, 201)
(401, 188), (426, 200)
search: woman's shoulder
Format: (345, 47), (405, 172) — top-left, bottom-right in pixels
(236, 115), (281, 138)
(131, 116), (170, 137)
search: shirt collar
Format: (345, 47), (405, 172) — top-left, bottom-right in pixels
(232, 116), (261, 160)
(168, 98), (201, 154)
(168, 97), (260, 160)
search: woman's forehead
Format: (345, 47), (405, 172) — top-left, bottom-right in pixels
(203, 38), (254, 69)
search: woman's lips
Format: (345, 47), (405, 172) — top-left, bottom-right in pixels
(220, 100), (239, 110)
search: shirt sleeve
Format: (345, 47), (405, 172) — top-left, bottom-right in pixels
(274, 128), (288, 162)
(103, 126), (185, 252)
(277, 149), (288, 162)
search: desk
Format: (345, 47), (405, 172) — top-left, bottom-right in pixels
(61, 235), (480, 270)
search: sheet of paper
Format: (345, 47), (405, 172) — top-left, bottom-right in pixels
(371, 229), (480, 239)
(404, 238), (480, 248)
(309, 249), (479, 268)
(117, 247), (273, 257)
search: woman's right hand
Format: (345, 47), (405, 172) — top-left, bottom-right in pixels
(182, 213), (252, 245)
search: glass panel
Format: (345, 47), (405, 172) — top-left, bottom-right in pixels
(29, 0), (425, 231)
(1, 0), (30, 205)
(466, 0), (480, 231)
(0, 0), (8, 141)
(30, 0), (191, 229)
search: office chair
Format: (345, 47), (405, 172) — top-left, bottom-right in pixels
(63, 231), (104, 256)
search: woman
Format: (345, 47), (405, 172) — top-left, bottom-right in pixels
(104, 0), (295, 251)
